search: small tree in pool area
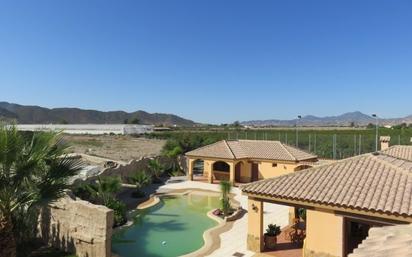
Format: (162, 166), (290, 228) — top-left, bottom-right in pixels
(163, 145), (183, 175)
(148, 159), (164, 183)
(130, 170), (151, 198)
(219, 180), (232, 216)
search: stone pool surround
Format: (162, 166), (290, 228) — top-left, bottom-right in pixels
(39, 194), (114, 257)
(132, 188), (242, 257)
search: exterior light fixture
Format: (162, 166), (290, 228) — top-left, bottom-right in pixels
(252, 203), (258, 212)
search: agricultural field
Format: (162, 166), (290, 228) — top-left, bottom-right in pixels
(150, 127), (412, 160)
(64, 134), (166, 162)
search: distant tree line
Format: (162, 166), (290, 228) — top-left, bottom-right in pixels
(123, 117), (140, 124)
(151, 127), (412, 160)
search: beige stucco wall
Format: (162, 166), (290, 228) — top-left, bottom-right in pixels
(247, 198), (264, 252)
(304, 210), (344, 257)
(257, 161), (299, 180)
(39, 195), (114, 257)
(187, 156), (314, 183)
(203, 159), (214, 177)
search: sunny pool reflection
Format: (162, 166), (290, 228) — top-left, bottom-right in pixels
(112, 192), (220, 257)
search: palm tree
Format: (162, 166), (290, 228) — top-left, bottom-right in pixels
(164, 145), (183, 175)
(130, 171), (151, 197)
(148, 159), (164, 183)
(81, 176), (126, 226)
(0, 125), (82, 257)
(219, 180), (232, 216)
(86, 176), (122, 205)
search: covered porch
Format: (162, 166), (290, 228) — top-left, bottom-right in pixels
(247, 197), (305, 256)
(252, 225), (304, 257)
(246, 196), (410, 257)
(187, 157), (257, 185)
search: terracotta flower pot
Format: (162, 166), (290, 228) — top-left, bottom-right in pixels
(264, 234), (277, 249)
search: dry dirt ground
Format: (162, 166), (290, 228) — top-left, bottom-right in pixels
(64, 134), (166, 162)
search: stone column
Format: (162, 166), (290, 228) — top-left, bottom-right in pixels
(247, 198), (264, 252)
(288, 207), (297, 225)
(229, 162), (235, 184)
(188, 159), (194, 181)
(208, 164), (214, 183)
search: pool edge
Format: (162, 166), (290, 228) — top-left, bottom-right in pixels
(130, 188), (241, 257)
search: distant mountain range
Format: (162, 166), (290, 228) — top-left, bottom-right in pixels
(241, 112), (412, 127)
(2, 102), (410, 128)
(0, 102), (196, 126)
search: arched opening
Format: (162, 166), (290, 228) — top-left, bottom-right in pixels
(212, 161), (230, 181)
(212, 161), (230, 172)
(192, 159), (204, 176)
(294, 165), (313, 171)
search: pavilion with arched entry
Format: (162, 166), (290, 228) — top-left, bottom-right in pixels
(185, 140), (318, 185)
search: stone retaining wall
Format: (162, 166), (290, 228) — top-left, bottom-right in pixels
(39, 194), (114, 257)
(73, 156), (176, 184)
(178, 155), (188, 174)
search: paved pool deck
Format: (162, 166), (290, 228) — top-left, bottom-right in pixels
(159, 180), (289, 257)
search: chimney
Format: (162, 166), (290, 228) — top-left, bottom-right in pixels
(380, 136), (391, 150)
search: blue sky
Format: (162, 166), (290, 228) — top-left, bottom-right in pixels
(0, 0), (411, 124)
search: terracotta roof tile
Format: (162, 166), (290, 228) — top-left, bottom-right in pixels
(242, 146), (412, 216)
(380, 145), (412, 162)
(185, 140), (235, 159)
(186, 140), (317, 161)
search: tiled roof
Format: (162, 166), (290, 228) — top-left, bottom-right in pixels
(380, 145), (412, 162)
(242, 146), (412, 216)
(185, 140), (317, 161)
(349, 224), (412, 257)
(185, 140), (235, 159)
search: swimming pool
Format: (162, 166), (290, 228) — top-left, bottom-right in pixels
(112, 192), (220, 257)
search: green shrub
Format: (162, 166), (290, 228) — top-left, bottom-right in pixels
(148, 159), (165, 183)
(129, 170), (151, 198)
(106, 197), (127, 227)
(71, 177), (127, 227)
(72, 182), (94, 201)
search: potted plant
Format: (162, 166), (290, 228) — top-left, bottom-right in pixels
(264, 224), (281, 249)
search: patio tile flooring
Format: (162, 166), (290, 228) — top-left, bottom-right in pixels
(252, 227), (303, 257)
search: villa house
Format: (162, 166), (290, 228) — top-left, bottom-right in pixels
(241, 137), (412, 257)
(185, 140), (318, 184)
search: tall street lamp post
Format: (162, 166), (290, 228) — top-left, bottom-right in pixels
(296, 115), (302, 147)
(372, 114), (378, 151)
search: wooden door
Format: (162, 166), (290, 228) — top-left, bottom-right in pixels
(235, 163), (241, 182)
(251, 163), (259, 182)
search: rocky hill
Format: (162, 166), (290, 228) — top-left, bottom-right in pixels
(0, 102), (195, 126)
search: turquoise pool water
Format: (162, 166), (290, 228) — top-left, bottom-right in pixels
(112, 193), (220, 257)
